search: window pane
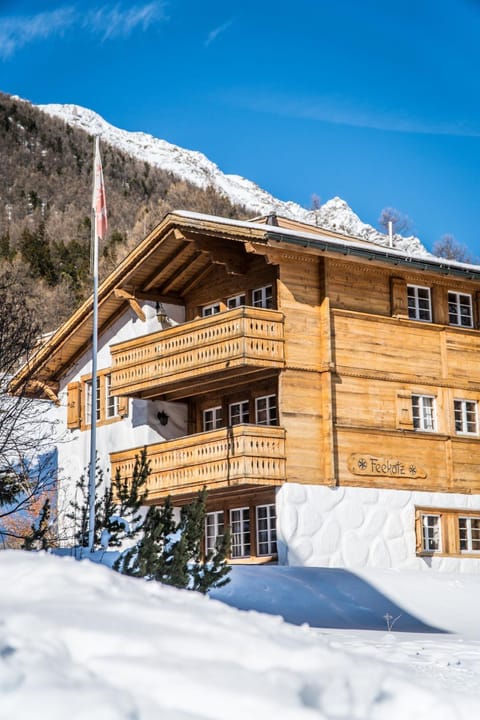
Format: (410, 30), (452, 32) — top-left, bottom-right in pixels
(229, 401), (249, 425)
(105, 374), (118, 418)
(422, 514), (441, 552)
(230, 507), (250, 558)
(454, 399), (478, 435)
(407, 286), (431, 322)
(471, 519), (480, 551)
(202, 303), (221, 317)
(256, 504), (277, 555)
(252, 286), (273, 309)
(448, 292), (472, 327)
(412, 395), (435, 431)
(256, 395), (278, 425)
(459, 517), (480, 552)
(203, 407), (223, 431)
(205, 511), (224, 553)
(227, 294), (246, 309)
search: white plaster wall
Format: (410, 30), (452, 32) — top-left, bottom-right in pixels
(276, 484), (480, 572)
(55, 301), (187, 539)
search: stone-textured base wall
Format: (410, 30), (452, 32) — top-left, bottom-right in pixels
(276, 484), (480, 572)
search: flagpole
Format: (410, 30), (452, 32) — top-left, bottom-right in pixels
(88, 136), (99, 552)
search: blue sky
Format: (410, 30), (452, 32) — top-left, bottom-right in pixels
(2, 0), (480, 256)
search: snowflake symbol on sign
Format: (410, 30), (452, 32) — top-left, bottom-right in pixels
(409, 465), (417, 475)
(358, 458), (367, 470)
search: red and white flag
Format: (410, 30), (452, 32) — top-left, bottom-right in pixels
(93, 136), (107, 241)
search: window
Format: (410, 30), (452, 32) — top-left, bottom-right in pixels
(203, 406), (223, 432)
(454, 399), (478, 435)
(85, 379), (100, 423)
(230, 507), (251, 558)
(227, 294), (246, 309)
(416, 508), (480, 557)
(205, 511), (225, 554)
(256, 395), (278, 426)
(412, 395), (436, 431)
(229, 400), (249, 426)
(407, 285), (432, 322)
(252, 285), (273, 309)
(68, 371), (126, 430)
(448, 291), (473, 327)
(105, 374), (118, 419)
(459, 517), (480, 553)
(256, 504), (277, 556)
(421, 514), (442, 553)
(202, 303), (221, 317)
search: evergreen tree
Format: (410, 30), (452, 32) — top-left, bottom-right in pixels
(115, 488), (230, 594)
(67, 449), (149, 550)
(23, 498), (52, 550)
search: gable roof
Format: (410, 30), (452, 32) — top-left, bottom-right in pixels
(10, 210), (480, 399)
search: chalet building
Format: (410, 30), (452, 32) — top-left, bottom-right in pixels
(11, 210), (480, 571)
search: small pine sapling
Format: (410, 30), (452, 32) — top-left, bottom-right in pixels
(115, 487), (231, 593)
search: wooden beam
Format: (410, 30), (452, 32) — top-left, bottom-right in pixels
(143, 241), (191, 291)
(26, 380), (60, 404)
(113, 289), (146, 321)
(119, 288), (184, 305)
(192, 236), (248, 275)
(178, 262), (213, 296)
(159, 251), (202, 294)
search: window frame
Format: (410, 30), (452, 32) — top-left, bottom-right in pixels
(84, 378), (100, 424)
(205, 510), (225, 554)
(255, 394), (278, 426)
(411, 394), (436, 432)
(203, 406), (223, 432)
(252, 285), (273, 309)
(105, 373), (119, 419)
(227, 294), (246, 309)
(201, 302), (222, 317)
(459, 516), (480, 553)
(454, 399), (478, 436)
(421, 513), (442, 553)
(448, 291), (473, 328)
(256, 504), (277, 556)
(229, 400), (249, 426)
(80, 369), (125, 429)
(230, 507), (251, 558)
(416, 507), (480, 558)
(407, 284), (432, 322)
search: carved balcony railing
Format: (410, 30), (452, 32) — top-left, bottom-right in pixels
(110, 306), (285, 400)
(110, 424), (286, 500)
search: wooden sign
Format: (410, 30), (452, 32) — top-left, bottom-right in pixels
(348, 453), (427, 479)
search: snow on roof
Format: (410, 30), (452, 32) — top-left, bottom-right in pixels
(174, 210), (480, 277)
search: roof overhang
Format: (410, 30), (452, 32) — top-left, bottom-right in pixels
(10, 210), (480, 398)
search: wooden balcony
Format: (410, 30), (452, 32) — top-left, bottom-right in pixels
(110, 306), (285, 400)
(110, 424), (287, 500)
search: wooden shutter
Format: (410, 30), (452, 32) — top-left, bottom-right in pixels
(415, 510), (422, 554)
(396, 391), (413, 429)
(390, 276), (408, 318)
(117, 395), (129, 418)
(66, 382), (82, 429)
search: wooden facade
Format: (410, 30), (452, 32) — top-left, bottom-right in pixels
(13, 210), (480, 563)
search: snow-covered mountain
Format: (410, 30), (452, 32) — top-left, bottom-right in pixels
(37, 101), (429, 257)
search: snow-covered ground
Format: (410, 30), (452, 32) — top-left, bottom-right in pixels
(1, 552), (480, 718)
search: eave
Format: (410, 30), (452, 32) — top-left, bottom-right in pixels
(10, 209), (480, 399)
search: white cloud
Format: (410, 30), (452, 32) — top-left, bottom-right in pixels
(233, 91), (480, 138)
(0, 7), (75, 58)
(85, 3), (167, 40)
(205, 18), (234, 47)
(0, 2), (167, 58)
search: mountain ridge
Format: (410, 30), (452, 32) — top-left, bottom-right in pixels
(37, 101), (430, 258)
